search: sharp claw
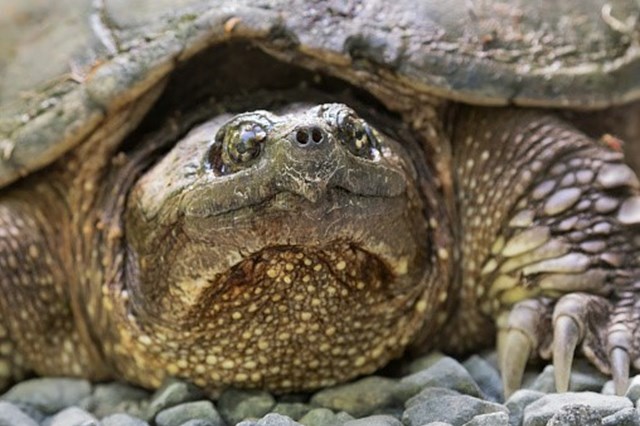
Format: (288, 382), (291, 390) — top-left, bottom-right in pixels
(611, 347), (630, 396)
(500, 329), (532, 399)
(553, 315), (581, 393)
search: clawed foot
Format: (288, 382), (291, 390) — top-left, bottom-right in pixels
(498, 292), (638, 397)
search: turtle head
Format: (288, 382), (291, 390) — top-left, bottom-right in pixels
(121, 103), (438, 392)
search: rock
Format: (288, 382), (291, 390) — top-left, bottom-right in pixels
(252, 413), (304, 425)
(298, 408), (354, 426)
(504, 389), (544, 426)
(602, 408), (640, 426)
(526, 362), (607, 394)
(343, 414), (402, 425)
(154, 400), (224, 426)
(79, 382), (150, 419)
(402, 387), (507, 426)
(180, 420), (221, 426)
(145, 379), (204, 420)
(310, 376), (399, 417)
(101, 413), (150, 426)
(405, 352), (447, 374)
(544, 404), (603, 426)
(42, 406), (98, 426)
(523, 392), (632, 426)
(217, 389), (275, 425)
(271, 402), (313, 420)
(462, 411), (509, 426)
(626, 375), (640, 404)
(1, 378), (91, 415)
(0, 401), (39, 426)
(463, 355), (503, 402)
(399, 357), (483, 399)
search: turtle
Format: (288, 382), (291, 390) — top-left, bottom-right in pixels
(1, 0), (640, 399)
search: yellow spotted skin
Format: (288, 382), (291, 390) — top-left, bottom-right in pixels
(103, 246), (433, 392)
(1, 99), (639, 396)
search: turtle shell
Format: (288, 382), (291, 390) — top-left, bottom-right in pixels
(0, 0), (639, 188)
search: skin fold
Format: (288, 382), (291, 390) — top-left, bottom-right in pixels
(0, 97), (639, 398)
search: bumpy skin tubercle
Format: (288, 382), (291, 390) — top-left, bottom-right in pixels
(0, 101), (639, 398)
(445, 107), (640, 397)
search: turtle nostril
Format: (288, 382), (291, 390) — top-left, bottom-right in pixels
(311, 127), (324, 143)
(296, 129), (310, 145)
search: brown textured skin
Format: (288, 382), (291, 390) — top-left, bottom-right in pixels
(2, 85), (640, 396)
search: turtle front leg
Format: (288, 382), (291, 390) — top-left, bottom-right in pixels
(449, 107), (640, 397)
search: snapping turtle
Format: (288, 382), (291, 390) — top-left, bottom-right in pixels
(2, 0), (640, 398)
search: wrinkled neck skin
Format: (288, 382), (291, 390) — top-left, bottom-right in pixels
(80, 101), (452, 393)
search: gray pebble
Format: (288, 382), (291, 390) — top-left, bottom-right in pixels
(462, 411), (509, 426)
(101, 413), (149, 426)
(217, 389), (275, 425)
(79, 382), (150, 419)
(310, 376), (399, 417)
(146, 379), (204, 420)
(253, 413), (303, 425)
(523, 392), (632, 426)
(1, 378), (91, 415)
(399, 357), (483, 400)
(42, 406), (98, 426)
(526, 362), (607, 394)
(343, 414), (402, 425)
(544, 404), (603, 426)
(179, 420), (220, 426)
(154, 400), (224, 426)
(271, 402), (313, 420)
(298, 408), (354, 426)
(422, 423), (453, 426)
(602, 380), (616, 395)
(0, 401), (39, 426)
(402, 388), (507, 426)
(627, 375), (640, 404)
(405, 352), (446, 374)
(505, 389), (544, 426)
(602, 408), (640, 426)
(463, 355), (503, 402)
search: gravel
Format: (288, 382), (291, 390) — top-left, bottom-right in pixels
(2, 351), (640, 425)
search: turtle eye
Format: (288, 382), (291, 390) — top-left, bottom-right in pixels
(224, 124), (266, 163)
(337, 112), (380, 160)
(209, 121), (268, 175)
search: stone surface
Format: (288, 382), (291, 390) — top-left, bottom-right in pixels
(463, 411), (509, 426)
(310, 376), (399, 417)
(43, 406), (99, 426)
(626, 375), (640, 404)
(1, 378), (92, 415)
(399, 357), (483, 400)
(298, 408), (355, 426)
(505, 389), (545, 426)
(463, 355), (503, 402)
(0, 401), (39, 426)
(271, 402), (313, 420)
(405, 352), (447, 374)
(79, 382), (150, 419)
(154, 400), (224, 426)
(602, 408), (640, 426)
(402, 388), (507, 426)
(253, 413), (304, 425)
(523, 392), (632, 426)
(544, 404), (603, 426)
(101, 413), (150, 426)
(526, 362), (607, 394)
(146, 379), (204, 420)
(218, 389), (276, 425)
(343, 414), (402, 426)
